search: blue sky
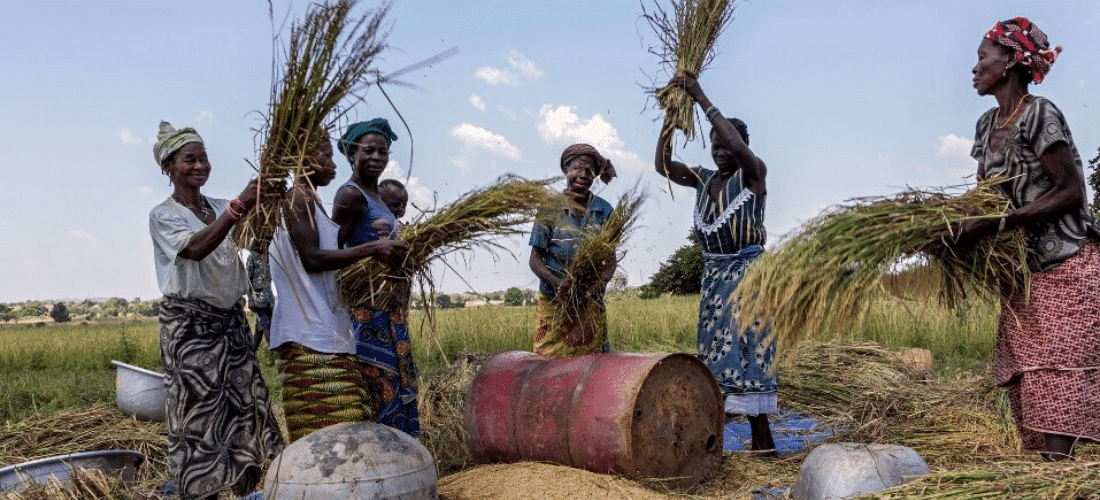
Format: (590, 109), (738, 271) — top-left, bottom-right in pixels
(2, 0), (1099, 302)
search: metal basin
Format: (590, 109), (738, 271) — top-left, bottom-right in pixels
(0, 450), (145, 492)
(111, 360), (166, 422)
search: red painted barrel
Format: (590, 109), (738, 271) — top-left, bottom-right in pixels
(464, 350), (723, 487)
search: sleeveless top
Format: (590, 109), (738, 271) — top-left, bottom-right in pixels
(692, 167), (766, 254)
(268, 200), (354, 354)
(971, 96), (1099, 271)
(341, 182), (398, 248)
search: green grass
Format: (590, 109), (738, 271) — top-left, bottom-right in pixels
(0, 292), (997, 422)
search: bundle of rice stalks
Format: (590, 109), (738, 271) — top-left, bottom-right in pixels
(732, 179), (1028, 357)
(549, 187), (646, 337)
(859, 460), (1100, 499)
(338, 175), (559, 311)
(780, 341), (1020, 469)
(417, 353), (484, 475)
(644, 0), (738, 138)
(0, 404), (168, 499)
(232, 0), (390, 253)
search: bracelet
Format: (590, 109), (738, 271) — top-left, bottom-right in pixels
(226, 198), (244, 220)
(997, 216), (1006, 233)
(705, 105), (722, 121)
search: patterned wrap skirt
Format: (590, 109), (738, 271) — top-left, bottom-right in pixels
(275, 343), (373, 442)
(158, 297), (284, 500)
(698, 245), (777, 411)
(533, 293), (609, 358)
(996, 241), (1100, 450)
(351, 307), (420, 436)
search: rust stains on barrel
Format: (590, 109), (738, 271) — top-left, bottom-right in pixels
(464, 351), (722, 488)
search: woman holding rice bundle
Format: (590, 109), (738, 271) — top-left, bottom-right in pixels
(955, 17), (1100, 460)
(655, 73), (776, 454)
(331, 118), (421, 436)
(529, 144), (618, 357)
(148, 122), (284, 499)
(268, 137), (408, 442)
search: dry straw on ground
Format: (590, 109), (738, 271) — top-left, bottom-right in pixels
(338, 175), (558, 312)
(644, 0), (737, 139)
(549, 187), (646, 338)
(0, 404), (167, 500)
(732, 179), (1028, 358)
(232, 0), (390, 253)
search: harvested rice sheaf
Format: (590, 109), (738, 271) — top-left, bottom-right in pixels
(645, 0), (738, 139)
(732, 179), (1028, 357)
(232, 0), (390, 253)
(549, 187), (646, 338)
(338, 175), (559, 311)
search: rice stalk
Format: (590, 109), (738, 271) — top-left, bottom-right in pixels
(0, 404), (168, 500)
(337, 175), (560, 312)
(732, 178), (1028, 359)
(643, 0), (738, 138)
(417, 353), (485, 475)
(857, 461), (1100, 499)
(232, 0), (390, 253)
(549, 186), (647, 338)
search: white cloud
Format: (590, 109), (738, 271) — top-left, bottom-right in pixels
(474, 66), (518, 86)
(536, 105), (647, 172)
(474, 49), (543, 86)
(449, 123), (523, 161)
(137, 186), (156, 196)
(119, 128), (145, 146)
(469, 93), (486, 111)
(195, 110), (215, 124)
(506, 49), (543, 79)
(937, 134), (973, 160)
(66, 230), (100, 245)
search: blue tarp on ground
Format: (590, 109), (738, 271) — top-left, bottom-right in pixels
(723, 409), (837, 455)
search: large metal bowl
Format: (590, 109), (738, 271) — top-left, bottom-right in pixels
(0, 450), (145, 492)
(111, 360), (166, 422)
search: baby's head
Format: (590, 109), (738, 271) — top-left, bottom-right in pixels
(378, 179), (409, 218)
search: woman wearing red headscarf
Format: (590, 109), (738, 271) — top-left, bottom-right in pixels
(955, 17), (1100, 460)
(529, 144), (617, 357)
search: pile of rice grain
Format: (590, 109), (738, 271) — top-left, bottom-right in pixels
(438, 462), (674, 500)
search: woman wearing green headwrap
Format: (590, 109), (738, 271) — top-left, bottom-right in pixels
(148, 121), (284, 499)
(331, 118), (420, 436)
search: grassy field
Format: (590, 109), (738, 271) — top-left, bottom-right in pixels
(0, 291), (997, 423)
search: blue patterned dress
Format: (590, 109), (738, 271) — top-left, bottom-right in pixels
(341, 182), (420, 436)
(692, 167), (777, 415)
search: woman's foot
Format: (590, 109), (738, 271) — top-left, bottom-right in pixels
(1041, 433), (1076, 461)
(748, 414), (778, 457)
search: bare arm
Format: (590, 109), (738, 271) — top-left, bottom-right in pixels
(285, 185), (406, 272)
(655, 117), (701, 188)
(178, 178), (263, 261)
(955, 142), (1084, 252)
(331, 184), (367, 248)
(529, 246), (564, 292)
(672, 73), (767, 196)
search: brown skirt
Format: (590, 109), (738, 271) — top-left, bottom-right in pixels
(997, 241), (1100, 450)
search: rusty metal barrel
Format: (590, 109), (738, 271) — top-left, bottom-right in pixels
(464, 350), (723, 488)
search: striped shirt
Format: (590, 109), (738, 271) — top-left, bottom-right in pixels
(692, 167), (766, 254)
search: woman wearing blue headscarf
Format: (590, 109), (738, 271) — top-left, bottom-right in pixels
(331, 118), (419, 436)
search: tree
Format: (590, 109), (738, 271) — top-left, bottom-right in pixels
(1089, 147), (1100, 220)
(435, 294), (453, 309)
(503, 287), (524, 306)
(50, 302), (71, 323)
(640, 232), (704, 298)
(0, 304), (13, 323)
(608, 271), (628, 292)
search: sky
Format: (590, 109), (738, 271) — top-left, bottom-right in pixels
(2, 0), (1100, 303)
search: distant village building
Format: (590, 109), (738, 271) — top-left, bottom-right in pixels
(464, 299), (505, 309)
